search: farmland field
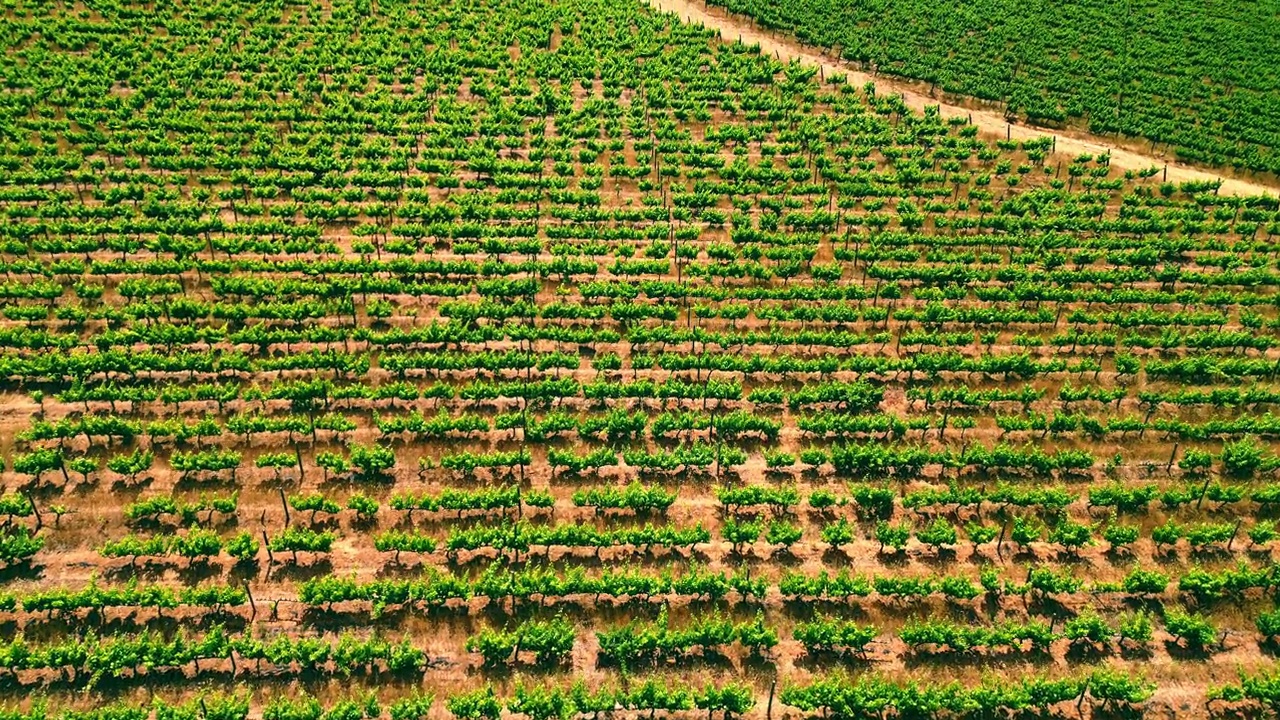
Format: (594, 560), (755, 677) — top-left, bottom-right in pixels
(2, 0), (1280, 719)
(704, 0), (1280, 177)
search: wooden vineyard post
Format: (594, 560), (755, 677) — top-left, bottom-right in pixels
(25, 492), (41, 534)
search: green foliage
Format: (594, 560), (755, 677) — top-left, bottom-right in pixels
(914, 517), (957, 550)
(348, 443), (396, 478)
(736, 612), (779, 655)
(963, 522), (998, 546)
(107, 449), (154, 479)
(465, 616), (575, 667)
(1088, 668), (1155, 707)
(508, 685), (573, 720)
(821, 519), (855, 548)
(255, 452), (296, 471)
(289, 493), (341, 520)
(1121, 568), (1169, 596)
(1103, 524), (1139, 549)
(766, 519), (803, 548)
(782, 672), (1094, 717)
(1179, 448), (1215, 475)
(807, 489), (840, 510)
(721, 517), (762, 552)
(714, 484), (799, 513)
(0, 0), (1272, 711)
(1064, 609), (1112, 644)
(694, 683), (755, 719)
(1048, 519), (1092, 552)
(780, 570), (873, 599)
(899, 617), (1056, 653)
(596, 606), (774, 669)
(1221, 436), (1265, 477)
(0, 527), (44, 566)
(573, 481), (675, 513)
(12, 449), (62, 479)
(447, 687), (501, 720)
(1010, 516), (1042, 546)
(388, 694), (434, 720)
(708, 0), (1280, 175)
(1214, 668), (1280, 710)
(848, 484), (894, 518)
(346, 493), (379, 518)
(269, 527), (335, 556)
(1164, 607), (1219, 650)
(794, 616), (877, 656)
(1257, 608), (1280, 638)
(1118, 611), (1154, 645)
(1151, 520), (1183, 547)
(874, 521), (910, 552)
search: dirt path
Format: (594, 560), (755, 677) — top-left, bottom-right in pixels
(644, 0), (1279, 198)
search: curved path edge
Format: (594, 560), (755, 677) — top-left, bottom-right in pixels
(644, 0), (1279, 198)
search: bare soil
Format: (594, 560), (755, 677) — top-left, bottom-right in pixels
(642, 0), (1280, 198)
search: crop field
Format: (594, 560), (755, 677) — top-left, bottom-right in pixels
(2, 0), (1280, 719)
(705, 0), (1280, 177)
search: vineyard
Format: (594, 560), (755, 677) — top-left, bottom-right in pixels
(1, 0), (1280, 718)
(702, 0), (1280, 178)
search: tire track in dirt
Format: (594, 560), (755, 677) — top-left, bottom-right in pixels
(643, 0), (1279, 198)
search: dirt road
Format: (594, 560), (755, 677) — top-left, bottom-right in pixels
(644, 0), (1279, 198)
